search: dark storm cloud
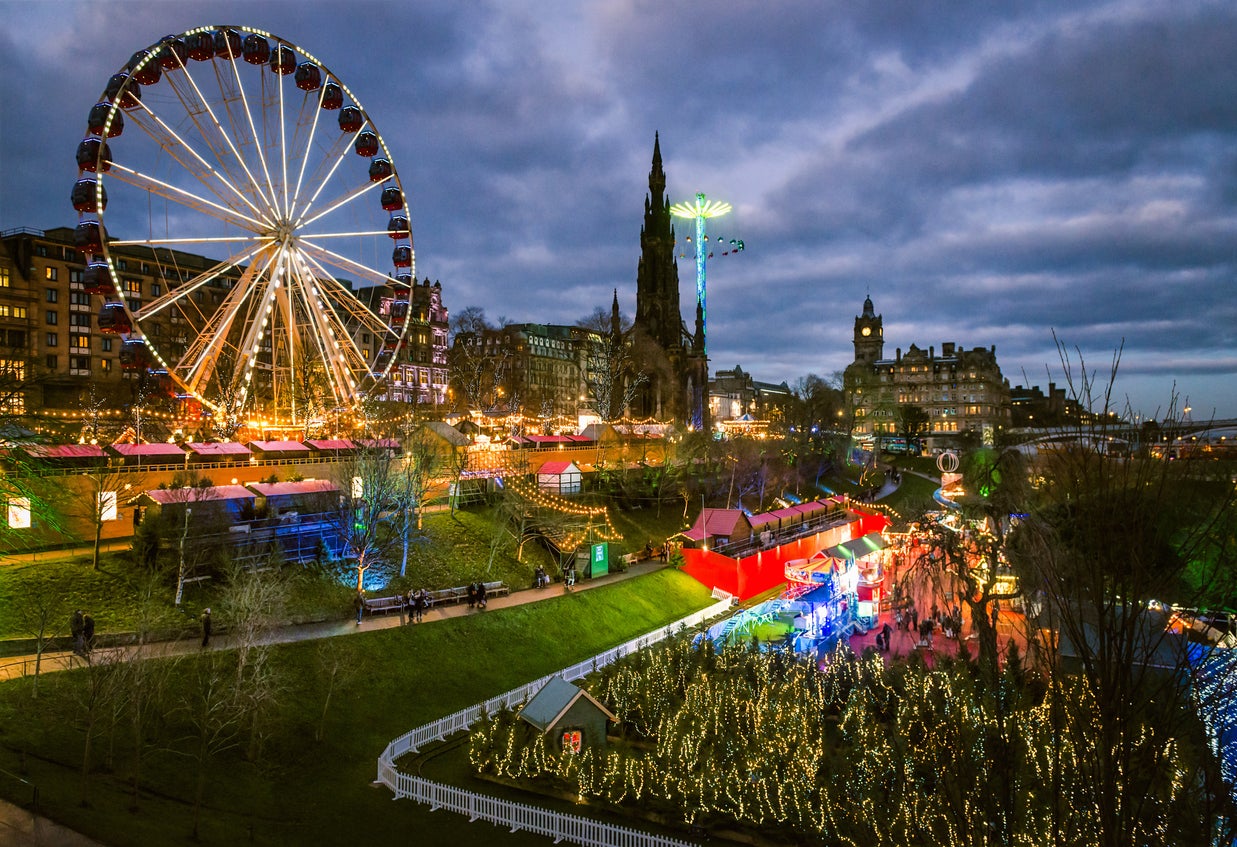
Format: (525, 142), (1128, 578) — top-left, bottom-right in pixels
(3, 0), (1235, 417)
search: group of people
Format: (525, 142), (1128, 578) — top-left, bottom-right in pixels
(534, 565), (550, 588)
(467, 581), (488, 609)
(70, 609), (96, 657)
(891, 601), (964, 648)
(405, 588), (430, 623)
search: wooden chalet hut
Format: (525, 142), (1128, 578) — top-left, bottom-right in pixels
(536, 460), (582, 495)
(680, 508), (754, 551)
(245, 479), (339, 520)
(518, 677), (617, 755)
(186, 442), (252, 465)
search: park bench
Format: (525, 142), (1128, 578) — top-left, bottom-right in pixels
(363, 581), (511, 616)
(362, 595), (406, 616)
(426, 586), (468, 606)
(481, 580), (510, 599)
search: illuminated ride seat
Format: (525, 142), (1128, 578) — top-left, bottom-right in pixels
(83, 263), (116, 296)
(97, 303), (132, 334)
(119, 339), (153, 370)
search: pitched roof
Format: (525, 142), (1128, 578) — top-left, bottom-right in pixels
(142, 484), (254, 505)
(22, 444), (108, 460)
(537, 460), (579, 475)
(303, 439), (357, 452)
(108, 443), (187, 458)
(519, 676), (617, 733)
(682, 508), (750, 541)
(823, 531), (888, 561)
(246, 440), (311, 454)
(245, 479), (339, 498)
(186, 442), (252, 457)
(423, 421), (471, 447)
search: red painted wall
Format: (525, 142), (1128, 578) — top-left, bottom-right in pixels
(681, 511), (888, 600)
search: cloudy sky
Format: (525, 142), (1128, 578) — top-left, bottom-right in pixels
(3, 0), (1236, 420)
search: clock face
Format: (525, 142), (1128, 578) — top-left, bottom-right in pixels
(861, 326), (872, 337)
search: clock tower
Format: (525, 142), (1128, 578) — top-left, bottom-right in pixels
(853, 295), (884, 364)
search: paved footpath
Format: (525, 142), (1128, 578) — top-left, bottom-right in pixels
(0, 559), (667, 846)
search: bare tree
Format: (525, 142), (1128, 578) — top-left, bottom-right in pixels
(328, 444), (402, 591)
(390, 423), (440, 577)
(1004, 344), (1237, 847)
(578, 305), (648, 421)
(13, 579), (67, 698)
(313, 639), (362, 743)
(68, 464), (141, 571)
(177, 653), (246, 840)
(72, 651), (122, 808)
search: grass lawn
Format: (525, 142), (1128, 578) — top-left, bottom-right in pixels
(880, 472), (942, 522)
(0, 568), (715, 846)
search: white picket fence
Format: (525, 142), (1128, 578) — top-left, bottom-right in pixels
(376, 587), (736, 847)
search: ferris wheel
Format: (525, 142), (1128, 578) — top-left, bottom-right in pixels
(72, 26), (414, 428)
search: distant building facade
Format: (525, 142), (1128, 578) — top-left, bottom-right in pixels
(1009, 382), (1091, 428)
(0, 226), (449, 427)
(709, 365), (793, 423)
(450, 322), (601, 418)
(359, 277), (450, 407)
(843, 296), (1011, 442)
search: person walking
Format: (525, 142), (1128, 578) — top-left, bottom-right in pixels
(354, 591), (365, 625)
(413, 588), (426, 623)
(880, 622), (892, 652)
(200, 608), (212, 648)
(70, 610), (85, 656)
(82, 613), (96, 656)
(404, 589), (415, 625)
(564, 563), (576, 591)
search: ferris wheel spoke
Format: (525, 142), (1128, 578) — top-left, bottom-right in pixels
(294, 170), (382, 232)
(292, 255), (377, 378)
(108, 163), (270, 234)
(158, 60), (264, 213)
(298, 238), (402, 290)
(125, 97), (269, 224)
(224, 51), (282, 216)
(177, 257), (271, 391)
(291, 120), (371, 224)
(296, 249), (392, 335)
(288, 88), (328, 222)
(135, 243), (265, 321)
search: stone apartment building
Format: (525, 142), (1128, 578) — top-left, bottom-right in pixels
(0, 226), (448, 428)
(843, 296), (1011, 444)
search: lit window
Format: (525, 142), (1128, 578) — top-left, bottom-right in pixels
(97, 491), (118, 521)
(45, 267), (58, 281)
(8, 497), (31, 528)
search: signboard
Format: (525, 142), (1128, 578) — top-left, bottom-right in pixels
(590, 542), (609, 578)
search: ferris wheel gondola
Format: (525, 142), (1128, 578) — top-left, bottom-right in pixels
(72, 26), (414, 428)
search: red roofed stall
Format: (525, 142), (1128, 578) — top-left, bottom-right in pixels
(678, 500), (888, 601)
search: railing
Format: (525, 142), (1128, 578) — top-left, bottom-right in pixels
(376, 588), (735, 847)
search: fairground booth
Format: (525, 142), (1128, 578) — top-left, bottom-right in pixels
(677, 497), (889, 602)
(694, 519), (893, 656)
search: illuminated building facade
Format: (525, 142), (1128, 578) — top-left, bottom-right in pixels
(709, 365), (793, 423)
(451, 322), (600, 418)
(0, 226), (449, 425)
(844, 296), (1011, 442)
(357, 277), (450, 407)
